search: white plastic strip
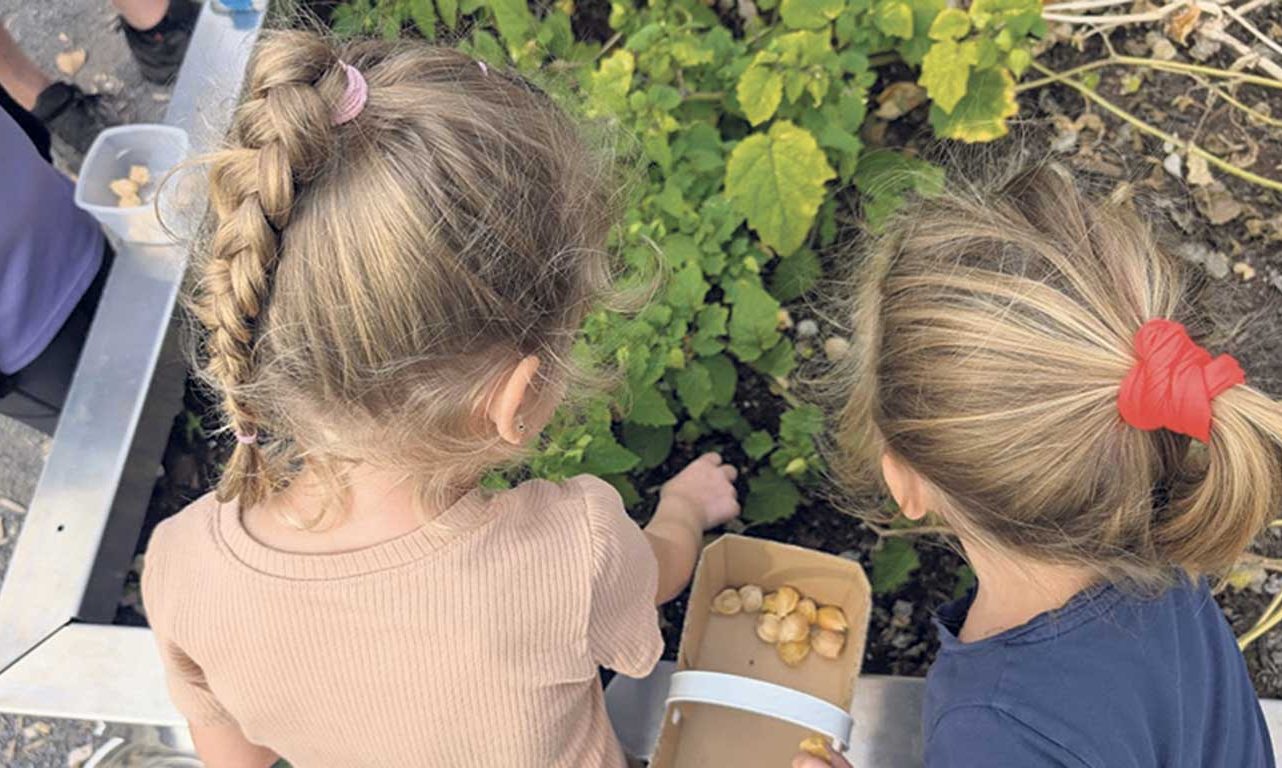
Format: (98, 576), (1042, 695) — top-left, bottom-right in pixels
(665, 670), (854, 750)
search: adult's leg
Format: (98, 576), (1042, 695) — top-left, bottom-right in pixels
(115, 0), (199, 85)
(112, 0), (171, 31)
(0, 25), (51, 112)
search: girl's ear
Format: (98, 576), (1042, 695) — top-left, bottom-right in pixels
(487, 356), (541, 445)
(881, 451), (931, 521)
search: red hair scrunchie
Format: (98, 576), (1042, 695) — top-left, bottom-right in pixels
(1117, 319), (1245, 443)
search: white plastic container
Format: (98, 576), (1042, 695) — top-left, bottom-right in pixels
(74, 124), (190, 245)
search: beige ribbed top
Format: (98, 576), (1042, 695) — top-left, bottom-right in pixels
(141, 476), (663, 768)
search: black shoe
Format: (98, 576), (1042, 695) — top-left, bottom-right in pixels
(120, 0), (200, 85)
(30, 82), (120, 159)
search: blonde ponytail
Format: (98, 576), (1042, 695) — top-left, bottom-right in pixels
(831, 163), (1282, 586)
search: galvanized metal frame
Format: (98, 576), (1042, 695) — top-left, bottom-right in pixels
(0, 5), (1278, 765)
(0, 2), (265, 727)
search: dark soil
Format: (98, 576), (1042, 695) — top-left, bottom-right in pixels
(120, 0), (1282, 697)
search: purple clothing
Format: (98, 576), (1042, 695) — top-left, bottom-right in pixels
(1, 110), (104, 374)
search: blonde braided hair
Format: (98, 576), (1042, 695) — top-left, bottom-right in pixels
(188, 30), (616, 524)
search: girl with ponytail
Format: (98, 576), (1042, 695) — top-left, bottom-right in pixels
(800, 164), (1281, 767)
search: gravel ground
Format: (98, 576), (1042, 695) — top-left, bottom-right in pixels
(2, 1), (176, 763)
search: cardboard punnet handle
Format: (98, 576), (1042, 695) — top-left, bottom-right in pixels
(665, 671), (854, 751)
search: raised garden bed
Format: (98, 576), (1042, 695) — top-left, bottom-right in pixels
(117, 0), (1282, 699)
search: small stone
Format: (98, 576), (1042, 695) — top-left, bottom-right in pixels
(1174, 241), (1210, 266)
(891, 600), (913, 628)
(22, 722), (51, 741)
(1233, 262), (1257, 281)
(823, 336), (851, 361)
(1268, 269), (1282, 294)
(152, 92), (171, 103)
(55, 49), (86, 77)
(1203, 251), (1230, 280)
(1146, 31), (1177, 60)
(1162, 152), (1183, 179)
(795, 319), (819, 338)
(58, 32), (70, 45)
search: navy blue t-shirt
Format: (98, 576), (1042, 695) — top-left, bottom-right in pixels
(923, 579), (1273, 767)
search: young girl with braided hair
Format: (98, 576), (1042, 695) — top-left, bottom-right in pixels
(142, 30), (738, 768)
(795, 165), (1281, 768)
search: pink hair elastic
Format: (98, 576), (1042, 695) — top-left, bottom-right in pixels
(235, 431), (259, 446)
(331, 61), (368, 125)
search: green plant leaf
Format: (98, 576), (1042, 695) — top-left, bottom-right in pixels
(852, 150), (945, 229)
(437, 0), (458, 28)
(675, 361), (715, 418)
(969, 0), (1042, 34)
(743, 430), (776, 460)
(919, 39), (979, 114)
(703, 354), (739, 406)
(621, 422), (674, 470)
(873, 0), (915, 38)
(1007, 47), (1032, 77)
(725, 121), (836, 256)
(779, 404), (825, 443)
(737, 58), (784, 126)
(727, 279), (782, 362)
(407, 0), (437, 39)
(779, 0), (847, 30)
(895, 0), (946, 65)
(928, 67), (1018, 142)
(871, 538), (921, 593)
(744, 469), (802, 523)
(928, 7), (970, 40)
(752, 339), (796, 378)
(768, 248), (822, 302)
(588, 50), (634, 118)
(692, 305), (730, 356)
(667, 263), (709, 310)
(629, 385), (677, 427)
(488, 0), (534, 49)
(953, 564), (977, 598)
(581, 433), (641, 476)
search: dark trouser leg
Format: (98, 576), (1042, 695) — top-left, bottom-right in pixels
(0, 247), (115, 435)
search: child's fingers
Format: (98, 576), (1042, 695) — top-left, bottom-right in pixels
(698, 452), (724, 466)
(791, 753), (830, 768)
(720, 464), (739, 482)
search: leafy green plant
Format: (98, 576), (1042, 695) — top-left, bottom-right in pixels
(871, 537), (921, 594)
(331, 0), (1046, 524)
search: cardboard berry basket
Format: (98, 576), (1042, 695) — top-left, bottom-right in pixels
(651, 534), (872, 768)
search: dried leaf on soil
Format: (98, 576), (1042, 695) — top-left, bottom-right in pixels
(1166, 4), (1200, 46)
(1193, 182), (1244, 225)
(1186, 153), (1214, 186)
(55, 49), (86, 77)
(876, 82), (927, 120)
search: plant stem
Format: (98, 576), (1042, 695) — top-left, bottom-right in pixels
(1239, 590), (1282, 650)
(1028, 62), (1282, 192)
(1223, 5), (1282, 59)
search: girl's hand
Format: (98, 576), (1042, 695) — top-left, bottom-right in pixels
(660, 452), (740, 529)
(792, 751), (854, 768)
